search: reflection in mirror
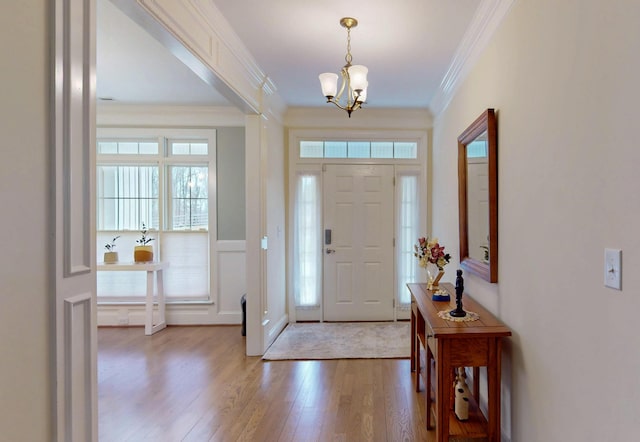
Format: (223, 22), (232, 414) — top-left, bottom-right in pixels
(458, 109), (497, 282)
(466, 131), (489, 263)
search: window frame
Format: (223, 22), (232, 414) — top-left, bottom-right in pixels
(96, 127), (217, 303)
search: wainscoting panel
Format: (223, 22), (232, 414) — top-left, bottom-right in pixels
(54, 0), (97, 438)
(64, 293), (94, 442)
(216, 240), (246, 317)
(97, 241), (245, 325)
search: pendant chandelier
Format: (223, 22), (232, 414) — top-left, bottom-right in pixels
(318, 17), (368, 118)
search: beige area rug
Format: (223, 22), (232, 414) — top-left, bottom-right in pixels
(262, 322), (410, 360)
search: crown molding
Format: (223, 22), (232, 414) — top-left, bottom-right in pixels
(284, 107), (432, 130)
(430, 0), (515, 118)
(186, 0), (277, 94)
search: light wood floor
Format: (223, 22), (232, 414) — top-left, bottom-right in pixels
(98, 325), (433, 441)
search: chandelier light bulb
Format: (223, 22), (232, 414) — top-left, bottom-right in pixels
(355, 81), (368, 103)
(348, 65), (368, 92)
(319, 72), (339, 98)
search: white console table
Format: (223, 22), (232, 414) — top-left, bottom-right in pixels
(97, 261), (169, 335)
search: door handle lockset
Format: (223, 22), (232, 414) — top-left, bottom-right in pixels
(325, 248), (336, 254)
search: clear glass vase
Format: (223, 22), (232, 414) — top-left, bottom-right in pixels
(426, 262), (444, 290)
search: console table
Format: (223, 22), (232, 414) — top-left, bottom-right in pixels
(97, 261), (169, 335)
(408, 282), (511, 441)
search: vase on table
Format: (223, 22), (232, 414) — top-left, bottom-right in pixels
(134, 245), (153, 263)
(426, 262), (444, 290)
(103, 251), (118, 264)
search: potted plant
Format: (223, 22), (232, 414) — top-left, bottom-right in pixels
(103, 236), (120, 263)
(134, 223), (155, 263)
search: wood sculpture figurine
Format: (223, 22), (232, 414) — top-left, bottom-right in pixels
(450, 269), (467, 317)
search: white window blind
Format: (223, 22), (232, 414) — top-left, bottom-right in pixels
(97, 165), (159, 230)
(293, 172), (322, 308)
(162, 232), (209, 300)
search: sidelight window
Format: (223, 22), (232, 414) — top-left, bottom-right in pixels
(292, 172), (322, 308)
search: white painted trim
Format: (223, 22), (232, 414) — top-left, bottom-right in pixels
(184, 0), (272, 91)
(216, 240), (246, 317)
(244, 115), (263, 356)
(96, 240), (246, 325)
(265, 313), (288, 350)
(97, 104), (245, 127)
(430, 0), (515, 117)
(285, 107), (433, 130)
(64, 292), (94, 442)
(97, 303), (242, 326)
(58, 0), (95, 277)
(113, 0), (285, 119)
(53, 0), (98, 438)
(217, 240), (246, 251)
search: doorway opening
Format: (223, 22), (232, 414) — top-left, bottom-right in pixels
(288, 133), (427, 323)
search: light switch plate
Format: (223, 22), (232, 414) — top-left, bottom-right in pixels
(604, 248), (622, 290)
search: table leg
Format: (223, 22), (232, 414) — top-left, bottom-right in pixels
(145, 270), (153, 335)
(415, 332), (421, 393)
(155, 269), (166, 333)
(473, 366), (480, 400)
(487, 339), (502, 441)
(435, 341), (451, 442)
(145, 269), (167, 336)
(426, 345), (433, 430)
(411, 308), (416, 372)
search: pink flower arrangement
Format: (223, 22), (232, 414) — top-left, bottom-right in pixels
(414, 236), (452, 270)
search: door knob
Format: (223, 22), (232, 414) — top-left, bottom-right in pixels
(325, 248), (336, 254)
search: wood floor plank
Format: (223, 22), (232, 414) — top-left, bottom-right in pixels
(99, 325), (440, 442)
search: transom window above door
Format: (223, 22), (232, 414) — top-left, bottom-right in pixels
(299, 140), (417, 159)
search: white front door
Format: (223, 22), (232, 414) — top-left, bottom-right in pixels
(323, 164), (395, 321)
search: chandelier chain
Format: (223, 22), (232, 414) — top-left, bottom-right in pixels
(345, 27), (352, 66)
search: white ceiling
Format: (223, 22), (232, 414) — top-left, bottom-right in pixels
(96, 0), (480, 110)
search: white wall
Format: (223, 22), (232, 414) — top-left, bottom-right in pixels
(244, 110), (288, 355)
(263, 113), (288, 349)
(432, 1), (640, 440)
(0, 1), (52, 439)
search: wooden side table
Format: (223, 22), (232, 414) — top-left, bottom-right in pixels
(97, 261), (169, 335)
(408, 282), (511, 441)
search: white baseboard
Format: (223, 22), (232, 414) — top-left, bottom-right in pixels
(97, 303), (242, 326)
(264, 313), (288, 350)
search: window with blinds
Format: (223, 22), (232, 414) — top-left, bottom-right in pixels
(96, 129), (215, 302)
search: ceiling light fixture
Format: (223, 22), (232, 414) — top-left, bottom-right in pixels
(319, 17), (368, 118)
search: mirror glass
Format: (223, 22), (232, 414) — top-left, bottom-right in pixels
(458, 109), (497, 282)
(466, 131), (489, 263)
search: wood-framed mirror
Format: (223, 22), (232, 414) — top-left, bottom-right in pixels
(458, 108), (498, 282)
